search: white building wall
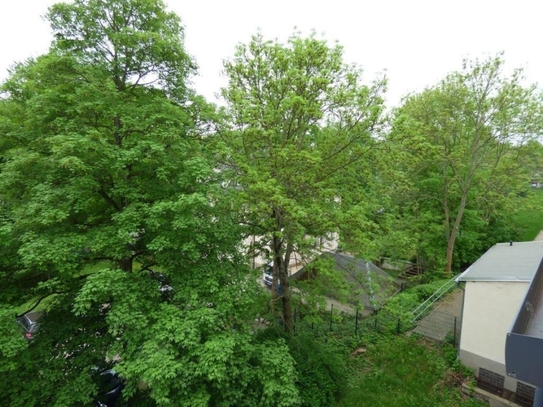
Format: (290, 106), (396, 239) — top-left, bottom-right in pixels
(244, 233), (338, 273)
(460, 281), (529, 365)
(459, 280), (531, 391)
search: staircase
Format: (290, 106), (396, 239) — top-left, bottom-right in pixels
(398, 262), (423, 279)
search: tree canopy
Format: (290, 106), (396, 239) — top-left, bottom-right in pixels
(388, 55), (543, 273)
(0, 1), (299, 406)
(218, 32), (387, 330)
(2, 1), (543, 405)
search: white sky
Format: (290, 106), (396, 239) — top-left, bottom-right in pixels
(1, 0), (542, 107)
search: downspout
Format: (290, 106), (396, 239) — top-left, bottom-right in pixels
(535, 388), (543, 407)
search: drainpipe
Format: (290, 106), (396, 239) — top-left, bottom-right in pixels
(535, 387), (543, 407)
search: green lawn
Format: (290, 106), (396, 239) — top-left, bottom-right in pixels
(512, 188), (543, 241)
(335, 335), (484, 407)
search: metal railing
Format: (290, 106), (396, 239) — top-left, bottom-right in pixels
(411, 274), (461, 322)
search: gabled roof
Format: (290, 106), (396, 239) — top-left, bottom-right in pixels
(457, 241), (543, 282)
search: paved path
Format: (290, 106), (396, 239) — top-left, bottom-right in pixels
(535, 230), (543, 241)
(412, 288), (463, 342)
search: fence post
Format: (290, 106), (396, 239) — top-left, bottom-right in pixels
(330, 304), (334, 332)
(374, 318), (378, 332)
(397, 318), (401, 334)
(453, 317), (457, 347)
(355, 309), (359, 336)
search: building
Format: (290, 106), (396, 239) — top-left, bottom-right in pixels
(456, 241), (543, 404)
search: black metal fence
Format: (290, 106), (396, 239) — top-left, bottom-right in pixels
(283, 305), (410, 338)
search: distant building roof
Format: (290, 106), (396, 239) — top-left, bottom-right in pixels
(457, 241), (543, 282)
(291, 252), (399, 310)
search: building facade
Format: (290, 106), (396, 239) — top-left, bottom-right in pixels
(457, 241), (543, 404)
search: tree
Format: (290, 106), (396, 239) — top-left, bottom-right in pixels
(389, 55), (543, 274)
(218, 32), (386, 331)
(0, 1), (299, 405)
(520, 139), (543, 185)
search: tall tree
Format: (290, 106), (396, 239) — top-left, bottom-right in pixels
(389, 55), (543, 273)
(218, 33), (386, 331)
(0, 1), (299, 405)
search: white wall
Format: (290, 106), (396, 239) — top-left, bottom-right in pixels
(460, 281), (529, 366)
(244, 232), (339, 272)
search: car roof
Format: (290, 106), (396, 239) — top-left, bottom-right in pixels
(21, 311), (43, 324)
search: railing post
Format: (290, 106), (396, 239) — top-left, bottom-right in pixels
(355, 309), (359, 336)
(453, 317), (457, 347)
(329, 304), (333, 332)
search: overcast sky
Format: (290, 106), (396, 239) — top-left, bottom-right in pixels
(1, 0), (542, 107)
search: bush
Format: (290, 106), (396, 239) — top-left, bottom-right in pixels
(288, 333), (348, 407)
(255, 328), (348, 407)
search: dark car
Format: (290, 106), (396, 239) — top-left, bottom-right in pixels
(16, 311), (43, 340)
(262, 263), (282, 294)
(94, 369), (124, 407)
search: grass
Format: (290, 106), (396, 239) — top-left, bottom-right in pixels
(512, 188), (543, 241)
(17, 261), (111, 314)
(335, 335), (484, 407)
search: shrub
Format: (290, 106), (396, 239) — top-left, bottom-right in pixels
(255, 328), (348, 407)
(287, 333), (348, 407)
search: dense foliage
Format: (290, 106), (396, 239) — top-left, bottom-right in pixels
(2, 0), (543, 406)
(0, 1), (299, 405)
(218, 32), (387, 330)
(388, 55), (543, 272)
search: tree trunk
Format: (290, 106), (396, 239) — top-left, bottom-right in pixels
(445, 231), (458, 275)
(445, 189), (469, 274)
(119, 257), (132, 273)
(272, 234), (294, 332)
(279, 267), (293, 332)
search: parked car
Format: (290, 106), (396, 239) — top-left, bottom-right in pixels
(262, 262), (273, 287)
(16, 311), (43, 340)
(94, 369), (124, 407)
(148, 271), (173, 297)
(262, 263), (282, 294)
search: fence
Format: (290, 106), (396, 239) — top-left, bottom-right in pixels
(412, 311), (460, 346)
(274, 304), (410, 338)
(263, 276), (463, 344)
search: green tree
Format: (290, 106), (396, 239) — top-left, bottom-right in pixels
(389, 55), (543, 273)
(218, 32), (386, 330)
(521, 139), (543, 185)
(0, 1), (299, 405)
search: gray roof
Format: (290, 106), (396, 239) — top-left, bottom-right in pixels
(457, 241), (543, 282)
(291, 252), (399, 309)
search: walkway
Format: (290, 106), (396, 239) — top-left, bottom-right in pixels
(412, 288), (463, 342)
